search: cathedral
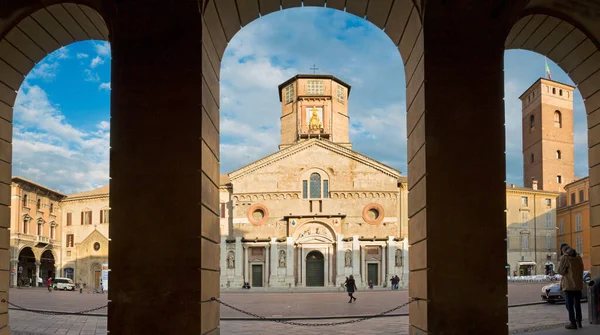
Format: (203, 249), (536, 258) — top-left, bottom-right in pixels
(219, 74), (409, 289)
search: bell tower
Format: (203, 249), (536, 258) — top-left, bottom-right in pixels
(520, 78), (575, 193)
(278, 74), (352, 150)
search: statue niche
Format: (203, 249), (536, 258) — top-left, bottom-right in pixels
(307, 107), (323, 131)
(227, 251), (235, 269)
(345, 249), (352, 267)
(395, 249), (403, 267)
(278, 250), (286, 268)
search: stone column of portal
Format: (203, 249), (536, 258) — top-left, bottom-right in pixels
(406, 2), (516, 333)
(387, 236), (395, 282)
(244, 246), (249, 284)
(234, 237), (243, 286)
(335, 234), (345, 286)
(220, 236), (227, 288)
(401, 238), (409, 289)
(352, 236), (360, 285)
(269, 238), (278, 287)
(360, 242), (366, 285)
(285, 237), (294, 286)
(34, 261), (40, 287)
(381, 245), (386, 287)
(107, 3), (217, 334)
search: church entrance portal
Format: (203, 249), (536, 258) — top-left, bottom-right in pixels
(251, 264), (263, 287)
(367, 263), (379, 286)
(306, 251), (324, 287)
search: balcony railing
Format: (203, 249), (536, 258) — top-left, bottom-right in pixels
(36, 236), (50, 244)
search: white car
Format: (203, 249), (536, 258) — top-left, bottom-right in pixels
(541, 271), (590, 303)
(52, 277), (76, 291)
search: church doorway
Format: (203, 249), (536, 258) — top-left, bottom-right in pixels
(367, 263), (379, 286)
(306, 251), (324, 287)
(251, 264), (263, 287)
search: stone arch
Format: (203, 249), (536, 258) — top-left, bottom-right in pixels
(293, 220), (336, 243)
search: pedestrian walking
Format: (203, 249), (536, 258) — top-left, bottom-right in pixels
(345, 275), (357, 303)
(46, 277), (52, 292)
(557, 243), (584, 329)
(394, 275), (400, 290)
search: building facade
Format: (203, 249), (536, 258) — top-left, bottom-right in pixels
(9, 177), (65, 287)
(557, 177), (591, 270)
(219, 74), (409, 289)
(520, 78), (575, 195)
(59, 185), (110, 290)
(506, 184), (559, 276)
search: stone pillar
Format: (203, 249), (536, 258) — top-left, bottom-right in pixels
(285, 237), (294, 286)
(381, 245), (386, 287)
(336, 234), (345, 286)
(352, 236), (360, 285)
(407, 2), (515, 333)
(244, 246), (249, 284)
(300, 247), (306, 287)
(387, 236), (395, 280)
(107, 3), (217, 334)
(401, 239), (409, 289)
(10, 260), (18, 287)
(235, 237), (243, 286)
(269, 238), (278, 286)
(34, 261), (40, 287)
(360, 242), (366, 285)
(220, 236), (227, 288)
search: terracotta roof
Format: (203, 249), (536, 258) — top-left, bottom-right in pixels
(66, 185), (109, 199)
(220, 174), (231, 186)
(12, 176), (66, 197)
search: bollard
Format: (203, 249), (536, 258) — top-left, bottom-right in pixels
(588, 277), (600, 325)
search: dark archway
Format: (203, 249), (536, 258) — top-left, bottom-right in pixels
(40, 250), (55, 282)
(306, 250), (325, 287)
(17, 247), (35, 287)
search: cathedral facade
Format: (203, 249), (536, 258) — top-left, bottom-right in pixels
(219, 74), (409, 289)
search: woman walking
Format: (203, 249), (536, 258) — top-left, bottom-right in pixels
(345, 275), (357, 303)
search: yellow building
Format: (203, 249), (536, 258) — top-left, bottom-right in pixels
(60, 185), (110, 289)
(9, 177), (65, 287)
(557, 177), (591, 270)
(506, 183), (559, 276)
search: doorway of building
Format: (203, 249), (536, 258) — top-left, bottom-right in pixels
(40, 250), (55, 281)
(251, 264), (263, 287)
(18, 247), (36, 286)
(306, 251), (324, 287)
(367, 263), (379, 286)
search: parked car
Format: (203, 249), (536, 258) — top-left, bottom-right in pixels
(52, 277), (76, 291)
(541, 271), (590, 303)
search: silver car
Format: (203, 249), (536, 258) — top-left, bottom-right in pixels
(541, 271), (591, 303)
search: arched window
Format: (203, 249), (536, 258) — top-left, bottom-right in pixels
(556, 150), (561, 159)
(559, 89), (563, 96)
(37, 222), (42, 236)
(554, 111), (562, 128)
(50, 225), (56, 239)
(22, 218), (28, 234)
(529, 115), (534, 131)
(22, 194), (27, 207)
(552, 87), (556, 94)
(49, 203), (53, 213)
(36, 199), (41, 210)
(557, 175), (562, 184)
(309, 173), (321, 198)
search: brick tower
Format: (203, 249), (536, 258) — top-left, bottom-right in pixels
(520, 78), (575, 193)
(277, 74), (352, 150)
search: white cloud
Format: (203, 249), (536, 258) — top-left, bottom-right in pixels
(90, 56), (104, 68)
(26, 62), (59, 81)
(99, 82), (111, 91)
(95, 42), (111, 57)
(84, 69), (100, 82)
(13, 85), (109, 194)
(76, 53), (89, 59)
(53, 47), (69, 60)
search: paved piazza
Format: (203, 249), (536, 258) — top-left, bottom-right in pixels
(7, 284), (598, 334)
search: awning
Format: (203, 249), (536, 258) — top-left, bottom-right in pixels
(518, 261), (537, 266)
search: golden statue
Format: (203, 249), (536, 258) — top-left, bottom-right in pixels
(308, 107), (322, 130)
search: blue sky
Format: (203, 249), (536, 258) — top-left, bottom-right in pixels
(14, 7), (587, 194)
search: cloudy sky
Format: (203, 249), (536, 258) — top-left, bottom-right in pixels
(13, 7), (587, 194)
